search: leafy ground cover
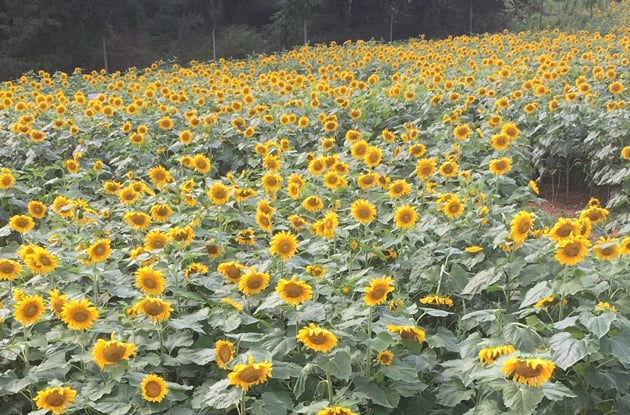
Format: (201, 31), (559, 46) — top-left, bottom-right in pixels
(0, 2), (629, 414)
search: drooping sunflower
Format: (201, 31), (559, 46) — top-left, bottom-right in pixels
(217, 261), (245, 283)
(86, 238), (112, 263)
(148, 165), (174, 187)
(364, 275), (394, 306)
(28, 201), (47, 219)
(14, 294), (46, 325)
(123, 212), (152, 231)
(61, 297), (99, 330)
(478, 344), (515, 365)
(302, 195), (324, 212)
(317, 407), (358, 415)
(388, 179), (411, 198)
(489, 157), (512, 175)
(501, 356), (555, 387)
(34, 386), (77, 414)
(192, 154), (212, 174)
(0, 259), (21, 281)
(510, 211), (534, 243)
(465, 245), (484, 253)
(8, 215), (35, 233)
(135, 266), (166, 295)
(394, 204), (418, 229)
(92, 333), (137, 370)
(234, 229), (256, 246)
(227, 356), (273, 391)
(136, 296), (173, 322)
(238, 268), (270, 295)
(48, 288), (67, 317)
(593, 237), (620, 261)
(214, 340), (235, 369)
(276, 275), (312, 305)
(150, 204), (173, 222)
(555, 235), (591, 265)
(184, 262), (208, 278)
(419, 295), (454, 307)
(377, 350), (394, 366)
(351, 199), (377, 224)
(297, 323), (338, 352)
(144, 229), (170, 251)
(141, 374), (168, 402)
(269, 231), (299, 261)
(386, 324), (426, 343)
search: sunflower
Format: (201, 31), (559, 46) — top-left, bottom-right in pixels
(150, 204), (173, 222)
(34, 386), (77, 414)
(311, 211), (338, 239)
(594, 301), (616, 312)
(92, 333), (137, 370)
(123, 212), (152, 231)
(8, 215), (35, 233)
(579, 206), (608, 224)
(302, 196), (324, 212)
(453, 124), (471, 140)
(184, 262), (208, 278)
(238, 268), (270, 295)
(376, 350), (394, 366)
(548, 218), (579, 242)
(118, 187), (139, 204)
(217, 261), (245, 283)
(534, 296), (558, 308)
(357, 172), (378, 189)
(501, 122), (520, 140)
(297, 323), (338, 352)
(490, 133), (510, 151)
(351, 199), (377, 224)
(0, 169), (15, 189)
(441, 196), (464, 218)
(439, 160), (459, 178)
(179, 129), (193, 144)
(318, 407), (358, 415)
(419, 295), (454, 307)
(593, 237), (620, 261)
(144, 229), (170, 251)
(136, 296), (173, 322)
(0, 259), (21, 281)
(103, 181), (122, 195)
(478, 344), (515, 365)
(529, 180), (540, 195)
(23, 246), (58, 274)
(621, 236), (630, 256)
(386, 324), (426, 343)
(388, 179), (411, 198)
(489, 157), (512, 175)
(227, 356), (273, 391)
(306, 264), (325, 278)
(364, 275), (394, 306)
(14, 294), (46, 325)
(158, 116), (174, 130)
(510, 211), (534, 243)
(276, 276), (312, 305)
(364, 146), (382, 168)
(215, 340), (235, 369)
(61, 297), (99, 330)
(255, 211), (273, 232)
(135, 266), (166, 295)
(394, 204), (418, 229)
(622, 146), (630, 160)
(28, 201), (47, 219)
(350, 140), (369, 159)
(555, 235), (591, 265)
(193, 154), (212, 174)
(269, 231), (298, 261)
(415, 158), (437, 180)
(322, 171), (347, 189)
(169, 225), (194, 248)
(148, 165), (174, 187)
(48, 288), (66, 317)
(501, 356), (555, 387)
(308, 158), (326, 175)
(86, 239), (112, 262)
(141, 374), (168, 402)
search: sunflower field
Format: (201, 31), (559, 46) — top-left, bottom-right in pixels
(0, 2), (629, 414)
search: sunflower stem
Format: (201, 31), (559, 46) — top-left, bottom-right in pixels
(22, 325), (30, 374)
(92, 263), (99, 307)
(559, 265), (569, 320)
(239, 389), (246, 415)
(366, 306), (373, 378)
(325, 369), (334, 403)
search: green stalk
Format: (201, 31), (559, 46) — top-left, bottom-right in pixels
(366, 306), (373, 378)
(325, 369), (334, 403)
(559, 265), (569, 320)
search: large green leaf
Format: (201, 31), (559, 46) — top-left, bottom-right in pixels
(435, 379), (474, 407)
(502, 382), (544, 415)
(548, 332), (590, 370)
(352, 376), (396, 408)
(580, 312), (616, 339)
(461, 267), (500, 296)
(204, 379), (241, 409)
(541, 382), (577, 401)
(519, 281), (552, 309)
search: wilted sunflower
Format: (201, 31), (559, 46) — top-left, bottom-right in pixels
(510, 211), (534, 243)
(276, 275), (312, 305)
(0, 259), (21, 281)
(238, 268), (270, 295)
(377, 350), (394, 366)
(489, 157), (512, 175)
(269, 231), (298, 261)
(148, 165), (174, 187)
(27, 201), (47, 219)
(593, 237), (620, 261)
(214, 340), (235, 369)
(14, 294), (46, 325)
(297, 323), (338, 352)
(86, 238), (112, 262)
(141, 374), (168, 402)
(136, 296), (173, 322)
(555, 235), (591, 265)
(318, 407), (358, 415)
(351, 199), (377, 224)
(501, 356), (555, 387)
(364, 275), (394, 306)
(478, 344), (515, 365)
(92, 333), (137, 370)
(8, 215), (35, 233)
(419, 295), (454, 307)
(144, 229), (170, 251)
(135, 266), (166, 295)
(61, 297), (99, 330)
(123, 212), (152, 231)
(34, 386), (77, 414)
(227, 356), (273, 391)
(386, 324), (426, 343)
(394, 204), (418, 229)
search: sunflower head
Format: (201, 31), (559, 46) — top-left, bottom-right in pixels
(269, 231), (299, 261)
(141, 374), (168, 402)
(61, 297), (99, 330)
(14, 294), (46, 326)
(34, 386), (77, 414)
(214, 340), (235, 369)
(501, 356), (555, 387)
(297, 323), (338, 353)
(364, 275), (394, 306)
(227, 356), (273, 391)
(275, 275), (313, 305)
(92, 334), (137, 370)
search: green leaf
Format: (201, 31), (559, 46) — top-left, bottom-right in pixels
(174, 348), (215, 365)
(503, 323), (540, 352)
(548, 332), (589, 370)
(580, 312), (617, 338)
(427, 327), (459, 352)
(89, 401), (132, 415)
(502, 382), (544, 415)
(318, 350), (352, 381)
(250, 390), (294, 415)
(4, 374), (37, 393)
(352, 376), (396, 408)
(542, 382), (577, 400)
(418, 307), (453, 317)
(520, 281), (552, 308)
(608, 328), (630, 365)
(293, 400), (331, 413)
(381, 363), (421, 382)
(204, 379), (241, 409)
(435, 379), (474, 407)
(461, 267), (500, 296)
(168, 307), (209, 333)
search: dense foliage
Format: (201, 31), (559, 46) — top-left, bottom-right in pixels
(0, 1), (629, 414)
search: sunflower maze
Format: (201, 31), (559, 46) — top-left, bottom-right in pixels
(0, 2), (629, 415)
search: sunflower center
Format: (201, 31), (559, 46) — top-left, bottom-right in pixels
(0, 263), (15, 273)
(93, 245), (106, 255)
(514, 361), (543, 378)
(517, 222), (530, 234)
(443, 165), (453, 174)
(278, 241), (293, 254)
(448, 203), (460, 213)
(143, 278), (157, 289)
(218, 345), (232, 362)
(400, 213), (411, 222)
(45, 391), (66, 407)
(103, 343), (126, 362)
(308, 333), (328, 345)
(556, 225), (573, 238)
(247, 277), (263, 289)
(227, 268), (241, 279)
(144, 381), (163, 398)
(564, 243), (581, 257)
(24, 304), (40, 317)
(144, 302), (165, 316)
(600, 247), (614, 256)
(496, 161), (507, 170)
(370, 288), (386, 298)
(284, 283), (303, 298)
(72, 311), (89, 322)
(239, 367), (262, 383)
